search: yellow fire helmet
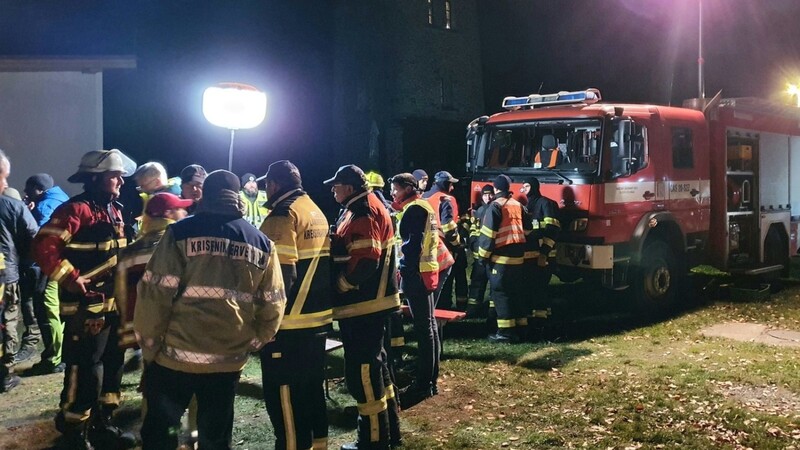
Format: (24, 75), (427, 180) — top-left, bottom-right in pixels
(365, 171), (385, 189)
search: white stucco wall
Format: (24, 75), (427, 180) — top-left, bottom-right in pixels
(0, 71), (103, 196)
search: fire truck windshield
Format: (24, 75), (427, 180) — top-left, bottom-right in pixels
(475, 119), (602, 175)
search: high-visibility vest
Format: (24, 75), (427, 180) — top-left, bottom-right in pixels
(494, 197), (527, 248)
(535, 149), (561, 168)
(240, 190), (270, 228)
(396, 198), (454, 273)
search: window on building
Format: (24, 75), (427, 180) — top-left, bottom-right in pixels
(672, 127), (694, 169)
(427, 0), (453, 30)
(427, 0), (433, 25)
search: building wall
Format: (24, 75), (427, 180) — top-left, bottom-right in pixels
(332, 0), (484, 175)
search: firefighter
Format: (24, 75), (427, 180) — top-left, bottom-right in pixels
(365, 170), (405, 382)
(326, 164), (401, 450)
(240, 172), (269, 228)
(259, 160), (332, 450)
(466, 184), (494, 319)
(389, 173), (452, 407)
(522, 177), (561, 323)
(136, 170), (286, 450)
(132, 162), (182, 237)
(476, 174), (528, 343)
(422, 171), (463, 307)
(32, 148), (138, 449)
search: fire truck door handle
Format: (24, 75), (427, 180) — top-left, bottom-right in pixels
(690, 188), (700, 197)
(643, 191), (655, 200)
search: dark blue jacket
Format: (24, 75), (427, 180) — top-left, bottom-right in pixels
(32, 186), (69, 227)
(0, 196), (39, 283)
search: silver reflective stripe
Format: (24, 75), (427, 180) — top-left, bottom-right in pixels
(141, 271), (180, 289)
(183, 286), (254, 304)
(162, 345), (248, 365)
(256, 287), (286, 305)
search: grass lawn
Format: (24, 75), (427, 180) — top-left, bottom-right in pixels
(2, 269), (800, 449)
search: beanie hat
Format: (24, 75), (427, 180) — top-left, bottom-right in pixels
(25, 173), (54, 191)
(481, 184), (494, 195)
(412, 169), (428, 181)
(240, 173), (258, 186)
(265, 160), (303, 189)
(197, 170), (244, 216)
(494, 174), (512, 193)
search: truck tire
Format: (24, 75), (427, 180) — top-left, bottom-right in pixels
(763, 226), (790, 278)
(631, 240), (682, 316)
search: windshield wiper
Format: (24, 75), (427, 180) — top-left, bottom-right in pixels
(545, 168), (573, 185)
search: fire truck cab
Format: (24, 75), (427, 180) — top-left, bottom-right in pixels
(466, 89), (799, 313)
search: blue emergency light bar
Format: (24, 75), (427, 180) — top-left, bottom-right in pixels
(501, 88), (602, 110)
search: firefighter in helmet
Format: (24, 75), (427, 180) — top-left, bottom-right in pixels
(33, 149), (138, 449)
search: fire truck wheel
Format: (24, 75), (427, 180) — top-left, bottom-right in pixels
(632, 240), (682, 316)
(764, 226), (790, 278)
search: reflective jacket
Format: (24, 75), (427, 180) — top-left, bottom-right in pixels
(260, 188), (332, 336)
(476, 196), (527, 265)
(423, 188), (461, 248)
(115, 218), (171, 348)
(240, 190), (270, 228)
(33, 192), (127, 317)
(134, 213), (286, 374)
(469, 203), (491, 255)
(395, 196), (446, 292)
(526, 194), (561, 259)
(330, 190), (400, 320)
(136, 179), (182, 237)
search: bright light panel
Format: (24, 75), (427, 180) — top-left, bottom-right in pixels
(202, 84), (267, 130)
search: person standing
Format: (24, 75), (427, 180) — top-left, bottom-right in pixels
(239, 172), (269, 228)
(0, 172), (40, 368)
(389, 173), (450, 407)
(32, 149), (138, 449)
(476, 175), (529, 343)
(23, 173), (69, 374)
(466, 184), (494, 319)
(522, 178), (561, 323)
(326, 164), (401, 450)
(422, 171), (463, 308)
(136, 170), (286, 450)
(132, 162), (182, 237)
(259, 160), (332, 450)
(179, 164), (207, 214)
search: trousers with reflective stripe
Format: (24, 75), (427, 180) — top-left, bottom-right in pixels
(260, 333), (328, 450)
(488, 262), (528, 330)
(60, 314), (125, 424)
(339, 315), (400, 446)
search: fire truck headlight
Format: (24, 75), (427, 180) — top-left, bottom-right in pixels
(571, 218), (588, 232)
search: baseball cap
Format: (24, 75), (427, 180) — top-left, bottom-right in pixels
(323, 165), (366, 188)
(434, 171), (459, 184)
(180, 164), (207, 184)
(145, 193), (194, 218)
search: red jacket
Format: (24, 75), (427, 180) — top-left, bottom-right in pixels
(33, 192), (127, 317)
(330, 190), (400, 320)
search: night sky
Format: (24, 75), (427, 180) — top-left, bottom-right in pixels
(1, 0), (800, 212)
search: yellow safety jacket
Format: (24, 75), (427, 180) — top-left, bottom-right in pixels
(260, 189), (332, 335)
(240, 190), (270, 228)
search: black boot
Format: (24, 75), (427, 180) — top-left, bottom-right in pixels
(55, 414), (94, 450)
(88, 406), (138, 449)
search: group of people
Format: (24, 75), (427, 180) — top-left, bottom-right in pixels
(0, 144), (561, 450)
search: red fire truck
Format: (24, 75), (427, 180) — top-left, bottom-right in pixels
(466, 89), (800, 312)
